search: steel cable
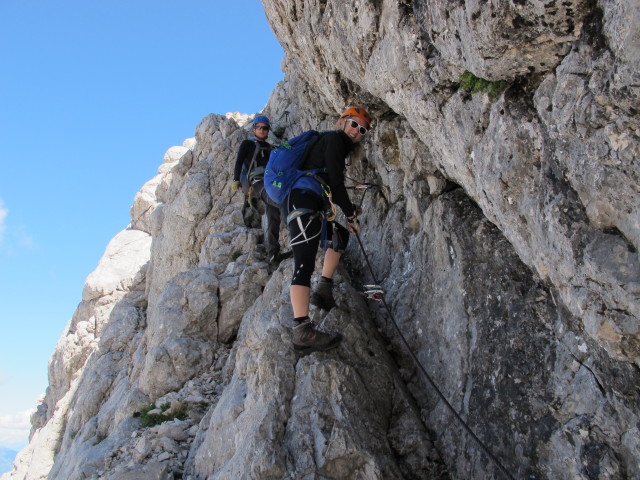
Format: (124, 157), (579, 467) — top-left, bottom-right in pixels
(350, 184), (516, 480)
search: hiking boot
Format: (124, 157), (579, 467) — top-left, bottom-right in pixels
(292, 320), (342, 354)
(310, 277), (336, 311)
(267, 250), (293, 271)
(279, 250), (293, 260)
(269, 250), (292, 263)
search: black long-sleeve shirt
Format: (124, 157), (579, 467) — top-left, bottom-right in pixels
(301, 130), (355, 218)
(233, 139), (272, 182)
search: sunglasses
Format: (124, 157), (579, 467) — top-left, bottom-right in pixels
(254, 125), (270, 131)
(348, 119), (368, 135)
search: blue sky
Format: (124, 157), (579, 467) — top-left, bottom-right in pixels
(0, 0), (284, 452)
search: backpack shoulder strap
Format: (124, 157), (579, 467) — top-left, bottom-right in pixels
(247, 139), (262, 173)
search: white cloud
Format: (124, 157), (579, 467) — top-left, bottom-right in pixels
(0, 198), (7, 246)
(0, 409), (33, 450)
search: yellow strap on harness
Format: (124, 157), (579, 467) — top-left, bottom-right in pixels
(321, 184), (337, 222)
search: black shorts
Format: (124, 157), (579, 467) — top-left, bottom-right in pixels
(285, 190), (349, 286)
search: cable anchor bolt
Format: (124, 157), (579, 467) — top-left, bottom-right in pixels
(363, 284), (384, 301)
(354, 183), (377, 192)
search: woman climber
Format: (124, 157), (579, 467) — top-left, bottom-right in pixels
(284, 105), (372, 354)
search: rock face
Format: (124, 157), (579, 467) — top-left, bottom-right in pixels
(3, 1), (638, 479)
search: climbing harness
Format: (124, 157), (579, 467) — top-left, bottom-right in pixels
(286, 205), (323, 247)
(350, 181), (517, 480)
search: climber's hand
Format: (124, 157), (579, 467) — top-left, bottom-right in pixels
(347, 217), (360, 234)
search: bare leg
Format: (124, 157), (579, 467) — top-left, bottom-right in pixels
(290, 285), (311, 318)
(321, 248), (342, 279)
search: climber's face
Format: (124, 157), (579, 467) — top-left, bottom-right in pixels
(343, 116), (368, 143)
(253, 123), (269, 141)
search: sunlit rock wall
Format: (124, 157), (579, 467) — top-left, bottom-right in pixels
(4, 1), (638, 479)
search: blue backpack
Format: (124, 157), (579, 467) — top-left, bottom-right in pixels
(264, 130), (326, 205)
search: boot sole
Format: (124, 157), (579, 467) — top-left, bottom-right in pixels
(293, 336), (342, 354)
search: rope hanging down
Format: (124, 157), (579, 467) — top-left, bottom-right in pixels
(350, 184), (517, 480)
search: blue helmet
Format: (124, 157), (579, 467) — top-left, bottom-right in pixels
(253, 115), (270, 126)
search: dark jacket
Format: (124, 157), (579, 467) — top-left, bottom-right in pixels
(301, 130), (355, 218)
(233, 139), (272, 182)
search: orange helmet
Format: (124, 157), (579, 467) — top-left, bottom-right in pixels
(339, 105), (371, 128)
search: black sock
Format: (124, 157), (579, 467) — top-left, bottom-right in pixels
(293, 316), (309, 326)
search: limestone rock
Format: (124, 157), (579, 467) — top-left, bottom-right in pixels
(82, 229), (151, 302)
(5, 1), (639, 479)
